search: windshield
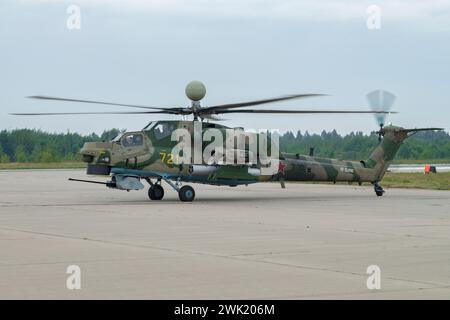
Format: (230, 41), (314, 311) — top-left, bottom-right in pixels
(122, 133), (144, 147)
(143, 121), (156, 130)
(154, 122), (177, 140)
(112, 133), (123, 142)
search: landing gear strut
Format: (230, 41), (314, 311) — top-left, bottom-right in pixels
(145, 177), (195, 202)
(374, 182), (385, 197)
(163, 176), (195, 202)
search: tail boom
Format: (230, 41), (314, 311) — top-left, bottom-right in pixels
(275, 126), (443, 184)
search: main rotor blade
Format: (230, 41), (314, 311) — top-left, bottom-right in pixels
(200, 114), (226, 121)
(10, 111), (177, 116)
(28, 95), (183, 112)
(215, 109), (396, 114)
(204, 94), (326, 112)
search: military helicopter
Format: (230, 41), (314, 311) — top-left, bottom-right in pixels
(13, 81), (442, 201)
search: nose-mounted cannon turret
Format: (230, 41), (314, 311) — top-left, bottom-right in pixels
(80, 141), (114, 175)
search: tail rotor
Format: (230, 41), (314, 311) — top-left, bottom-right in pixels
(366, 90), (396, 141)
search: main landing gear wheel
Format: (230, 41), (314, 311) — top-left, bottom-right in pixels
(178, 185), (195, 202)
(148, 184), (164, 200)
(374, 183), (385, 197)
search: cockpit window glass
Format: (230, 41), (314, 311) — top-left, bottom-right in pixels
(113, 133), (123, 142)
(143, 121), (156, 130)
(154, 122), (177, 140)
(122, 134), (144, 147)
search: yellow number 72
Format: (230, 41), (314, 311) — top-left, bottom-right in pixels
(159, 152), (174, 165)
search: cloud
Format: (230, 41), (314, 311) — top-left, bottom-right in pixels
(18, 0), (450, 23)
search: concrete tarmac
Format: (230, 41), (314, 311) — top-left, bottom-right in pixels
(0, 169), (449, 299)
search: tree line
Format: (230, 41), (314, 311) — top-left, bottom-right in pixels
(0, 128), (449, 163)
(0, 129), (122, 163)
(280, 129), (450, 161)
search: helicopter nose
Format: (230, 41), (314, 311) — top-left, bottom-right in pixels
(80, 142), (114, 176)
(80, 142), (113, 163)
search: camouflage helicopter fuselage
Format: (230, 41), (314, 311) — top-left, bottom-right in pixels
(15, 81), (441, 201)
(78, 120), (409, 200)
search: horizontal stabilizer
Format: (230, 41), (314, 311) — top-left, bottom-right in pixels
(401, 128), (444, 133)
(399, 128), (445, 137)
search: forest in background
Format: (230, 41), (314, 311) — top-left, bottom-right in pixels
(0, 128), (449, 163)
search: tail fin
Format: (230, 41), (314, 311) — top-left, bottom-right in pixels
(364, 126), (444, 182)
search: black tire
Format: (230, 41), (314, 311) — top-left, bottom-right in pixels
(178, 185), (195, 202)
(148, 185), (164, 200)
(374, 183), (384, 197)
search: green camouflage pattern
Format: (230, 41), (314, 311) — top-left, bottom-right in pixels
(80, 121), (412, 186)
(275, 125), (408, 184)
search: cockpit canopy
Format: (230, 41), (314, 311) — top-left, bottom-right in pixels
(152, 122), (178, 140)
(112, 132), (144, 147)
(111, 120), (230, 145)
(122, 133), (144, 146)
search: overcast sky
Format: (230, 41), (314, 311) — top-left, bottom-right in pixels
(1, 0), (449, 134)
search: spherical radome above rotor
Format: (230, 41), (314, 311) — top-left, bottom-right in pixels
(185, 80), (206, 101)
